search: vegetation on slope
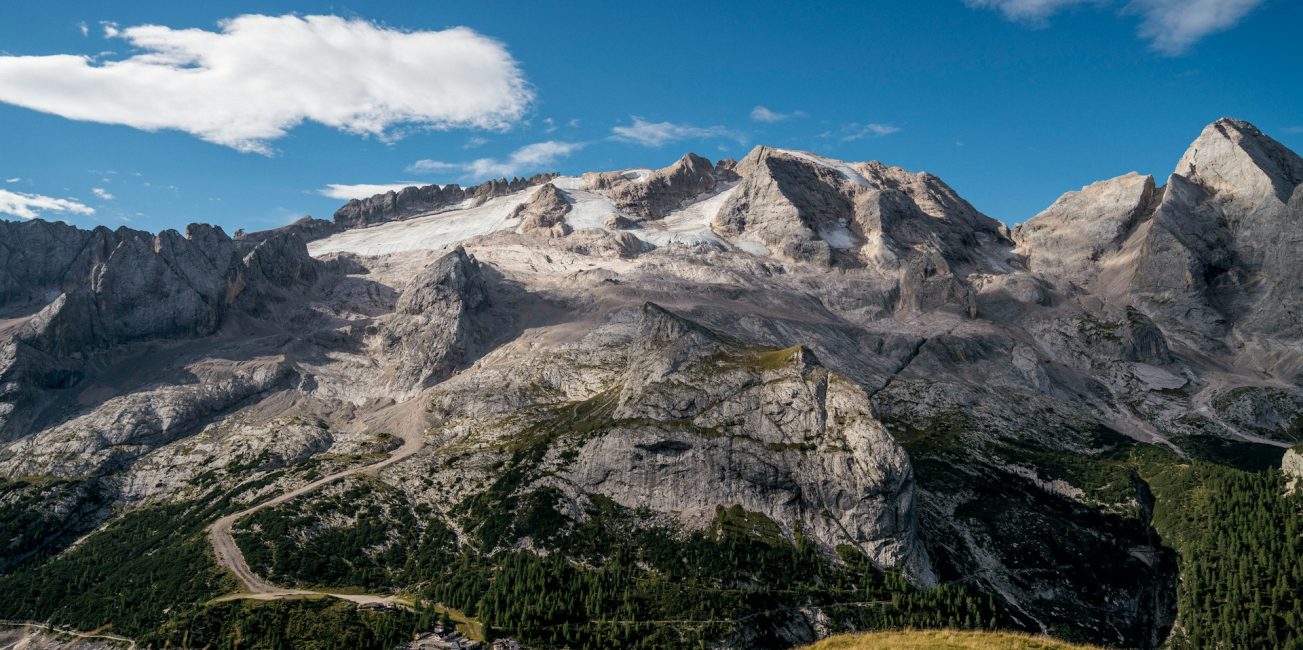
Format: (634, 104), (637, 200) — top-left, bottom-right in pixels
(0, 476), (105, 572)
(890, 402), (1303, 649)
(1132, 446), (1303, 649)
(804, 629), (1105, 649)
(154, 598), (421, 650)
(0, 497), (234, 637)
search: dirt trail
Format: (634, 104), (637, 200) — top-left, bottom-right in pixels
(0, 620), (138, 648)
(206, 400), (428, 606)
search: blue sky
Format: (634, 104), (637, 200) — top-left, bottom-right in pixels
(0, 1), (1299, 234)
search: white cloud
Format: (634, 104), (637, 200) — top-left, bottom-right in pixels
(407, 140), (583, 179)
(0, 189), (94, 220)
(317, 182), (423, 201)
(964, 0), (1263, 53)
(611, 117), (745, 148)
(1128, 0), (1264, 55)
(750, 106), (807, 123)
(4, 178), (20, 183)
(463, 136), (488, 149)
(91, 187), (114, 200)
(962, 0), (1091, 23)
(77, 21), (89, 37)
(833, 123), (902, 141)
(1284, 126), (1303, 134)
(406, 160), (463, 174)
(0, 14), (533, 153)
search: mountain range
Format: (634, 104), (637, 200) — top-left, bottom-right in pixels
(1, 118), (1300, 649)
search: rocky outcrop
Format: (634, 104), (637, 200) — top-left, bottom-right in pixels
(1210, 386), (1303, 442)
(510, 183), (572, 234)
(429, 302), (935, 585)
(713, 147), (853, 265)
(0, 219), (100, 306)
(0, 358), (298, 477)
(1284, 447), (1303, 494)
(238, 231), (321, 297)
(333, 173), (557, 229)
(379, 247), (497, 391)
(597, 153), (727, 220)
(236, 216), (339, 244)
(0, 222), (322, 442)
(714, 147), (1009, 271)
(1014, 172), (1157, 288)
(584, 304), (934, 582)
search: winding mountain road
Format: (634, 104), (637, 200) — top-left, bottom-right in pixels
(206, 424), (425, 606)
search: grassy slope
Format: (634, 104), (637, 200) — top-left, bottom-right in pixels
(805, 629), (1103, 649)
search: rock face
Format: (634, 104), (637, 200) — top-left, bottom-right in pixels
(4, 117), (1303, 650)
(1284, 447), (1303, 494)
(593, 153), (731, 220)
(1014, 172), (1157, 288)
(586, 304), (933, 582)
(379, 247), (499, 391)
(332, 173), (558, 228)
(1020, 118), (1303, 369)
(236, 216), (339, 244)
(713, 146), (1008, 315)
(426, 302), (934, 583)
(510, 182), (572, 234)
(0, 222), (322, 442)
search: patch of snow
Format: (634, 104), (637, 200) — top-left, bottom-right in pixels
(733, 238), (771, 257)
(308, 187), (540, 257)
(562, 186), (628, 231)
(548, 175), (588, 192)
(636, 182), (738, 248)
(817, 221), (858, 249)
(777, 149), (870, 187)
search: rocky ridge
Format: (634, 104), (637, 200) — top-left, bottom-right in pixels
(332, 173), (558, 229)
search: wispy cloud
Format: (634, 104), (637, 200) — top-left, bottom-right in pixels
(91, 187), (114, 200)
(1283, 126), (1303, 134)
(964, 0), (1264, 54)
(1129, 0), (1264, 55)
(77, 21), (89, 37)
(610, 117), (746, 148)
(0, 14), (533, 153)
(408, 140), (584, 179)
(962, 0), (1093, 24)
(0, 189), (94, 219)
(750, 106), (807, 123)
(463, 136), (488, 149)
(3, 177), (20, 183)
(317, 182), (423, 201)
(825, 122), (902, 142)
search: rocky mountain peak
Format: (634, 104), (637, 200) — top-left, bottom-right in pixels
(1014, 171), (1157, 286)
(596, 152), (727, 220)
(510, 182), (572, 234)
(716, 145), (1009, 281)
(1175, 117), (1303, 211)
